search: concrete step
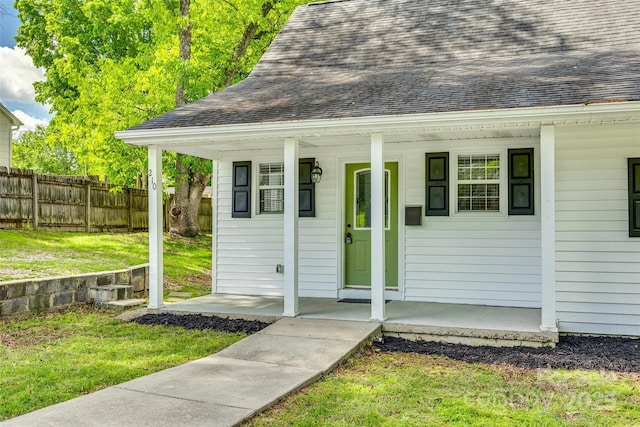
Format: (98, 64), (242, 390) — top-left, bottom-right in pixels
(166, 291), (193, 303)
(382, 323), (559, 348)
(88, 285), (133, 306)
(106, 299), (146, 310)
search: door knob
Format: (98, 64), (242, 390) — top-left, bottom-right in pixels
(345, 232), (353, 244)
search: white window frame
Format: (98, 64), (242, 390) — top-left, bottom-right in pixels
(257, 161), (285, 215)
(451, 148), (508, 216)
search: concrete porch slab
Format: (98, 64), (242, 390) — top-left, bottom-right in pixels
(382, 301), (557, 346)
(158, 294), (558, 347)
(158, 293), (283, 322)
(385, 300), (542, 332)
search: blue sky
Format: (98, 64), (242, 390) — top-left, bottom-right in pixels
(1, 0), (51, 132)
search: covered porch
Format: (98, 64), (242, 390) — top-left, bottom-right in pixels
(134, 113), (570, 335)
(117, 105), (638, 343)
(153, 294), (559, 347)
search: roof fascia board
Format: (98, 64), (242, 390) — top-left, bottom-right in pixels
(0, 104), (23, 127)
(116, 102), (640, 147)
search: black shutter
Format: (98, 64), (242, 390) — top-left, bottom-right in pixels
(299, 158), (315, 217)
(232, 161), (251, 218)
(508, 148), (535, 215)
(629, 158), (640, 237)
(425, 152), (449, 216)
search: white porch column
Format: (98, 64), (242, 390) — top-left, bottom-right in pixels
(283, 137), (299, 317)
(211, 159), (218, 295)
(370, 133), (386, 321)
(540, 125), (558, 332)
(148, 145), (164, 309)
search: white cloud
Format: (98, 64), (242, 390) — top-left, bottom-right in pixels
(11, 109), (48, 135)
(0, 46), (45, 104)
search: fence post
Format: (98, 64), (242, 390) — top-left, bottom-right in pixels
(86, 183), (91, 232)
(128, 188), (133, 232)
(31, 173), (38, 231)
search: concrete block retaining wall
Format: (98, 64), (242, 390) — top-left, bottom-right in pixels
(0, 264), (148, 317)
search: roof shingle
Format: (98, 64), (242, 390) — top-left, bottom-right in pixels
(130, 0), (640, 131)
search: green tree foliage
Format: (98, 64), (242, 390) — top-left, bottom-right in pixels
(12, 125), (80, 175)
(14, 0), (310, 203)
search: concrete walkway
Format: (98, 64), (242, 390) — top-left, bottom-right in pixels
(2, 318), (381, 427)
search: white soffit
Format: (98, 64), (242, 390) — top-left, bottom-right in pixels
(115, 102), (640, 154)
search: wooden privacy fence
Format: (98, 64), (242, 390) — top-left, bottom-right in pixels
(0, 166), (212, 232)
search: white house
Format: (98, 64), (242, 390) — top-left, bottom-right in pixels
(116, 0), (640, 336)
(0, 104), (22, 168)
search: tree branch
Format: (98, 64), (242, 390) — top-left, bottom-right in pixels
(219, 0), (239, 12)
(221, 1), (275, 88)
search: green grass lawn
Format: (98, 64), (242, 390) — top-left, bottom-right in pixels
(2, 230), (639, 425)
(0, 230), (212, 296)
(0, 306), (245, 421)
(246, 350), (640, 427)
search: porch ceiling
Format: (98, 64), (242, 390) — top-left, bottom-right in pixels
(162, 127), (542, 158)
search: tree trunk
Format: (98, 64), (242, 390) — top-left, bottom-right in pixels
(169, 0), (277, 236)
(169, 154), (209, 237)
(175, 0), (191, 109)
(168, 0), (211, 237)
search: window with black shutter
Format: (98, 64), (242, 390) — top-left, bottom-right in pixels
(425, 152), (449, 216)
(232, 161), (251, 218)
(629, 158), (640, 237)
(299, 158), (316, 217)
(232, 159), (316, 218)
(508, 148), (535, 215)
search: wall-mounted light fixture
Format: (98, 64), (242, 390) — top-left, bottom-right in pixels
(311, 161), (323, 184)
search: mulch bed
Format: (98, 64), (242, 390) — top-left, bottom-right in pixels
(132, 313), (270, 335)
(375, 336), (640, 373)
(131, 313), (640, 373)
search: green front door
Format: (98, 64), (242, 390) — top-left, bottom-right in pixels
(344, 162), (398, 287)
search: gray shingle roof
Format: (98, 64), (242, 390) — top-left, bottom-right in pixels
(130, 0), (640, 131)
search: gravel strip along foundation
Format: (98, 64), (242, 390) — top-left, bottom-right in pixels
(375, 336), (640, 373)
(132, 313), (271, 334)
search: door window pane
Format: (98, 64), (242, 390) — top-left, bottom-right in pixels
(355, 169), (390, 229)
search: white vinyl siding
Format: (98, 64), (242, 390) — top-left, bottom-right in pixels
(0, 114), (12, 167)
(212, 123), (640, 335)
(399, 139), (541, 308)
(555, 122), (640, 335)
(215, 152), (337, 298)
(215, 139), (541, 307)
